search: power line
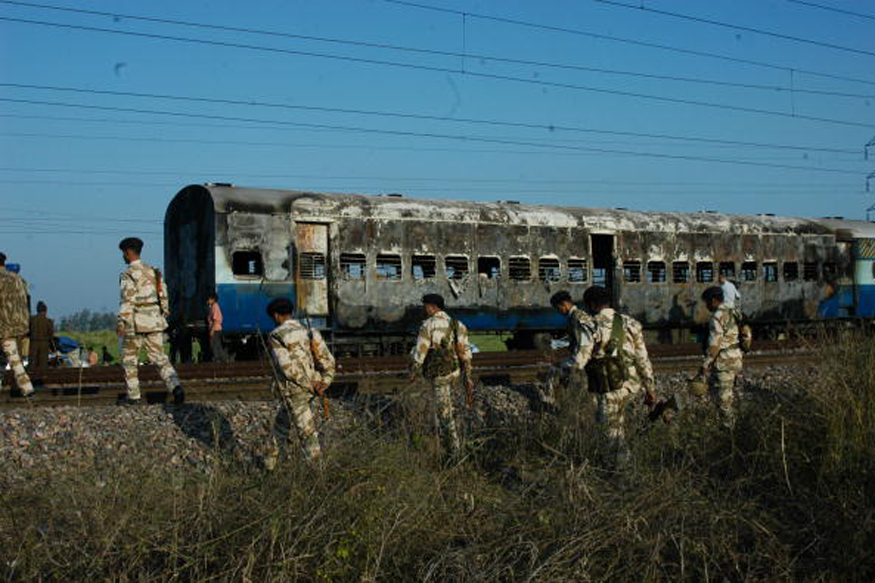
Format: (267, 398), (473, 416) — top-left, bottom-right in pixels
(1, 0), (873, 100)
(592, 0), (875, 59)
(382, 0), (875, 87)
(0, 83), (864, 155)
(2, 19), (875, 131)
(786, 0), (875, 22)
(0, 97), (865, 175)
(0, 166), (858, 187)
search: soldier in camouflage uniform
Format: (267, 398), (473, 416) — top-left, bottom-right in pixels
(116, 238), (184, 405)
(409, 294), (474, 459)
(0, 252), (34, 397)
(547, 290), (593, 407)
(554, 287), (656, 468)
(699, 286), (743, 428)
(264, 298), (335, 464)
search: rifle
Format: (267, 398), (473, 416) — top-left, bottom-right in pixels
(153, 267), (167, 318)
(303, 313), (331, 420)
(451, 318), (474, 408)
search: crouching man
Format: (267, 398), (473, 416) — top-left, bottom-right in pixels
(265, 298), (335, 465)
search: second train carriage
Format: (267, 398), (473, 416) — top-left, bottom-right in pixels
(164, 183), (874, 357)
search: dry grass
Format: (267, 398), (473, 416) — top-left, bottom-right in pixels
(2, 334), (874, 581)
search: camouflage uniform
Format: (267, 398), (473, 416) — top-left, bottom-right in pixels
(0, 269), (34, 396)
(267, 318), (335, 461)
(573, 308), (654, 467)
(410, 310), (473, 457)
(118, 260), (180, 401)
(703, 304), (743, 427)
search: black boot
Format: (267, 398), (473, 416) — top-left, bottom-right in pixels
(172, 385), (185, 405)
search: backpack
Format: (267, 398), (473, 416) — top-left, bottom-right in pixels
(422, 318), (460, 379)
(585, 312), (631, 394)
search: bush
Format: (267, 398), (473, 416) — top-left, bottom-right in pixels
(2, 334), (875, 580)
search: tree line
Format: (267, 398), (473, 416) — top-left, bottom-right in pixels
(58, 309), (116, 332)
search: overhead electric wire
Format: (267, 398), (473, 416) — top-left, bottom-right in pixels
(1, 83), (871, 155)
(382, 0), (875, 87)
(591, 0), (875, 59)
(0, 97), (865, 176)
(1, 0), (872, 99)
(1, 18), (874, 131)
(786, 0), (875, 22)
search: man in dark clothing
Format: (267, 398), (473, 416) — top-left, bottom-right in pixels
(29, 301), (54, 370)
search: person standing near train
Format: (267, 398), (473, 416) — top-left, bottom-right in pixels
(718, 272), (741, 309)
(408, 293), (474, 460)
(0, 252), (34, 397)
(117, 237), (185, 406)
(699, 286), (744, 428)
(263, 297), (335, 466)
(206, 293), (229, 363)
(551, 286), (656, 469)
(28, 301), (54, 371)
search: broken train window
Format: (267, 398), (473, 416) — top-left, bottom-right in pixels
(803, 262), (818, 281)
(376, 254), (402, 280)
(719, 262), (736, 278)
(672, 261), (690, 283)
(477, 256), (501, 279)
(538, 257), (561, 282)
(232, 250), (263, 278)
(299, 252), (326, 280)
(567, 258), (588, 283)
(340, 253), (366, 280)
(646, 261), (666, 283)
(623, 260), (641, 283)
(412, 255), (436, 280)
(696, 262), (714, 283)
(509, 256), (531, 281)
(783, 262), (798, 282)
(741, 261), (757, 282)
(763, 262), (778, 283)
(445, 255), (469, 279)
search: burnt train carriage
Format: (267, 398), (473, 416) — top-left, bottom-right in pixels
(165, 184), (865, 356)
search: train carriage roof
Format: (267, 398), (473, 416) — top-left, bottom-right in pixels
(171, 183), (869, 237)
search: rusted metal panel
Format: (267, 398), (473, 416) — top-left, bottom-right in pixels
(294, 223), (329, 317)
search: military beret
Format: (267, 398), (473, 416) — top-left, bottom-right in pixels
(421, 293), (445, 309)
(118, 237), (144, 253)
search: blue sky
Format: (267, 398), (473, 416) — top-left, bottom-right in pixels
(1, 0), (874, 316)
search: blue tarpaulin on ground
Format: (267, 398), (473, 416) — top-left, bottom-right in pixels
(55, 336), (80, 354)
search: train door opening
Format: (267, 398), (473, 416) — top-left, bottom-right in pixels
(294, 223), (330, 318)
(591, 234), (614, 292)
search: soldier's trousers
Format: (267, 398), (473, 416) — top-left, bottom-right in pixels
(121, 332), (180, 400)
(2, 338), (34, 396)
(274, 383), (321, 460)
(709, 368), (739, 428)
(29, 340), (50, 370)
(594, 384), (638, 468)
(431, 371), (461, 457)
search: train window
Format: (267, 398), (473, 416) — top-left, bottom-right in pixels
(412, 255), (436, 280)
(592, 268), (607, 286)
(478, 257), (501, 279)
(232, 251), (263, 277)
(376, 254), (402, 280)
(783, 262), (799, 282)
(567, 258), (588, 283)
(763, 262), (778, 283)
(647, 261), (666, 283)
(741, 262), (757, 282)
(803, 262), (818, 281)
(538, 257), (561, 282)
(623, 260), (641, 283)
(696, 262), (714, 283)
(445, 256), (469, 280)
(299, 252), (326, 280)
(672, 262), (690, 283)
(822, 262), (837, 280)
(340, 253), (366, 279)
(509, 257), (531, 281)
(719, 262), (736, 278)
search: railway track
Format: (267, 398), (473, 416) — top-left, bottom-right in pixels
(1, 342), (812, 410)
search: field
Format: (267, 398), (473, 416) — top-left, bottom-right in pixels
(4, 334), (873, 580)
